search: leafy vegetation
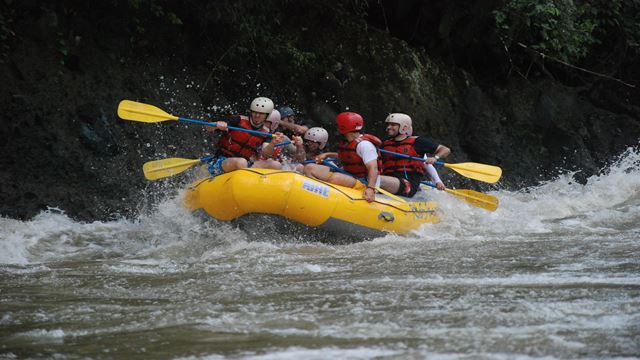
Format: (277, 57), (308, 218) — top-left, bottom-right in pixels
(126, 0), (182, 25)
(493, 0), (640, 69)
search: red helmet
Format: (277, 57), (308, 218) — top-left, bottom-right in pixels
(335, 112), (363, 135)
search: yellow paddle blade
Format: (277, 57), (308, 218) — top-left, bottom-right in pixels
(444, 162), (502, 184)
(118, 100), (179, 123)
(142, 157), (201, 180)
(446, 188), (499, 212)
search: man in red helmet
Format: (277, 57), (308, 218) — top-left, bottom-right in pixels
(379, 113), (450, 197)
(304, 112), (381, 202)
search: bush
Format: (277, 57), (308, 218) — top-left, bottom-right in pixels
(493, 0), (597, 63)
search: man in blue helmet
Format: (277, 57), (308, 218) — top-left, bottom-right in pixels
(275, 105), (315, 137)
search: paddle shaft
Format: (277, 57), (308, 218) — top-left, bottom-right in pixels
(118, 100), (273, 138)
(177, 117), (272, 138)
(380, 148), (502, 184)
(421, 182), (442, 190)
(379, 149), (443, 166)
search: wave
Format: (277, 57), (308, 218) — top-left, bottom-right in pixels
(418, 146), (640, 240)
(1, 147), (638, 265)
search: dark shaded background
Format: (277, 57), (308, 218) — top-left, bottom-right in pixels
(1, 0), (638, 221)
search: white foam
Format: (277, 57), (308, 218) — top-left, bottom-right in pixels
(412, 146), (640, 241)
(1, 147), (638, 265)
(12, 328), (66, 344)
(240, 346), (400, 360)
(352, 272), (640, 286)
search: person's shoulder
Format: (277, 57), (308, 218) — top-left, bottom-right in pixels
(360, 134), (382, 146)
(414, 135), (436, 145)
(356, 138), (378, 151)
(413, 136), (438, 154)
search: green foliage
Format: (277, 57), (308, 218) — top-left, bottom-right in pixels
(494, 0), (597, 62)
(494, 0), (640, 66)
(195, 0), (371, 88)
(126, 0), (182, 26)
(586, 0), (640, 52)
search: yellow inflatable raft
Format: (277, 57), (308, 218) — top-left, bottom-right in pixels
(184, 168), (438, 238)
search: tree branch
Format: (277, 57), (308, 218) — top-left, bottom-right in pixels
(517, 42), (636, 88)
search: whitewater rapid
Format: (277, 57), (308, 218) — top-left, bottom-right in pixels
(3, 147), (638, 265)
(1, 147), (639, 359)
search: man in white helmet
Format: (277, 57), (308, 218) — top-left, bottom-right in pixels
(379, 113), (450, 197)
(291, 127), (329, 172)
(207, 97), (283, 174)
(297, 127), (329, 161)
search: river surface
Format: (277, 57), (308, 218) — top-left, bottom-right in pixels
(1, 148), (639, 359)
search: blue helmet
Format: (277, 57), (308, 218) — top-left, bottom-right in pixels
(277, 106), (295, 118)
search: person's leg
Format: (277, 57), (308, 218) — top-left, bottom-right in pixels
(404, 177), (422, 198)
(221, 157), (249, 172)
(379, 175), (402, 194)
(380, 174), (417, 196)
(304, 164), (357, 188)
(327, 173), (358, 188)
(252, 159), (282, 170)
(304, 164), (331, 180)
(207, 156), (227, 176)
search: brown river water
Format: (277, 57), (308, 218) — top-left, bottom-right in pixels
(1, 149), (639, 359)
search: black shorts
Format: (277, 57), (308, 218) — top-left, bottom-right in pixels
(387, 173), (422, 198)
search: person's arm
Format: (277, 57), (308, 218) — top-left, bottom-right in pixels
(363, 160), (378, 202)
(425, 164), (445, 190)
(356, 141), (379, 202)
(261, 133), (285, 158)
(316, 152), (338, 162)
(433, 144), (451, 159)
(415, 137), (451, 164)
(278, 121), (309, 136)
(292, 136), (306, 162)
(205, 116), (241, 133)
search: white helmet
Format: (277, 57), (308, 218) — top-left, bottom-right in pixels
(265, 109), (281, 132)
(385, 113), (413, 136)
(250, 97), (274, 114)
(304, 127), (329, 149)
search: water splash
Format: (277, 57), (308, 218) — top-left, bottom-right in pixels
(1, 147), (639, 265)
(418, 146), (640, 241)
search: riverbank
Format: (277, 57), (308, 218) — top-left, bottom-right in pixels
(1, 1), (638, 221)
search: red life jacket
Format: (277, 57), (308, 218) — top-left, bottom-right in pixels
(217, 116), (269, 160)
(337, 133), (382, 178)
(260, 145), (283, 161)
(381, 136), (426, 175)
